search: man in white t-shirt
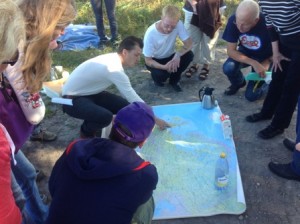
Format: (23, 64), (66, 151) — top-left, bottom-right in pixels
(62, 36), (170, 138)
(143, 5), (194, 92)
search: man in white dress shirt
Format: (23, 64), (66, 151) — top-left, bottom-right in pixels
(62, 36), (169, 138)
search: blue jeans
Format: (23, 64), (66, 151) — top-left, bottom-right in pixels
(90, 0), (117, 40)
(223, 57), (246, 86)
(11, 151), (48, 224)
(223, 57), (269, 102)
(245, 80), (269, 102)
(63, 91), (129, 137)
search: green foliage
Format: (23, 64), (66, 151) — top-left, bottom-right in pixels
(73, 0), (183, 38)
(73, 0), (239, 39)
(116, 0), (183, 38)
(224, 0), (240, 18)
(52, 47), (113, 72)
(53, 0), (239, 71)
(74, 1), (95, 24)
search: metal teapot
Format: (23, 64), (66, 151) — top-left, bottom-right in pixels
(199, 86), (217, 109)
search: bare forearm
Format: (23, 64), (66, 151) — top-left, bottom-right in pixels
(145, 58), (166, 70)
(177, 38), (193, 56)
(227, 49), (257, 67)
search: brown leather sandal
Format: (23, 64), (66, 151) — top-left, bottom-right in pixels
(184, 64), (199, 78)
(198, 68), (209, 80)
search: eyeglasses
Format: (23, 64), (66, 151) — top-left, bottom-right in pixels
(2, 51), (19, 66)
(162, 20), (177, 30)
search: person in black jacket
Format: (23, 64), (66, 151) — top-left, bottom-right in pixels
(47, 102), (158, 224)
(246, 0), (300, 139)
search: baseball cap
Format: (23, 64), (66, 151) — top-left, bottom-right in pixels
(114, 102), (155, 142)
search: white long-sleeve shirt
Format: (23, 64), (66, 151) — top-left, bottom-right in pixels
(62, 53), (144, 103)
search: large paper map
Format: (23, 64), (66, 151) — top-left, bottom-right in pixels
(136, 102), (246, 220)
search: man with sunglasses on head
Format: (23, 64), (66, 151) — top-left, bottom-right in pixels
(222, 0), (272, 101)
(143, 5), (194, 92)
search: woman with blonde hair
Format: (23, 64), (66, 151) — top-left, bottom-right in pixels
(1, 1), (76, 223)
(20, 0), (76, 93)
(0, 0), (24, 64)
(0, 1), (25, 223)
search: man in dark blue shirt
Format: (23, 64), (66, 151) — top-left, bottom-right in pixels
(222, 0), (272, 100)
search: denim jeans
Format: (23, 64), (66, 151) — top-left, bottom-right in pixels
(145, 51), (194, 85)
(63, 91), (129, 137)
(222, 56), (246, 86)
(245, 80), (269, 102)
(11, 151), (48, 224)
(222, 46), (273, 84)
(90, 0), (117, 40)
(223, 55), (270, 101)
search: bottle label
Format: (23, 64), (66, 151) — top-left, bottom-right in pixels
(216, 176), (228, 187)
(220, 114), (233, 139)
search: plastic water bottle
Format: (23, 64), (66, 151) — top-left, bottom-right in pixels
(215, 152), (229, 190)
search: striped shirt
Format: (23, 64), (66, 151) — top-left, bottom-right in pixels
(259, 0), (300, 36)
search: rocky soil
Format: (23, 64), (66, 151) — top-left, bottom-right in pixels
(23, 45), (299, 224)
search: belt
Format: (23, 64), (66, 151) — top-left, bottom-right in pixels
(62, 95), (77, 99)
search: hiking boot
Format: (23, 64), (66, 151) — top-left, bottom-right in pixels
(258, 125), (284, 139)
(283, 138), (295, 152)
(30, 129), (57, 142)
(268, 162), (300, 181)
(245, 112), (272, 123)
(171, 83), (183, 92)
(224, 79), (246, 95)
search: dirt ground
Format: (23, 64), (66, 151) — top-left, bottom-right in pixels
(22, 45), (299, 224)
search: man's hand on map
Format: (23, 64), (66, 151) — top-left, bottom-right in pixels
(155, 117), (171, 130)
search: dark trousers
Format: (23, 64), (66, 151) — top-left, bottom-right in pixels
(90, 0), (117, 39)
(291, 96), (300, 175)
(63, 91), (129, 136)
(260, 44), (300, 130)
(145, 51), (194, 85)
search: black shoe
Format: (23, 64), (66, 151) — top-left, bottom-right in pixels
(224, 80), (246, 95)
(154, 81), (164, 87)
(245, 112), (272, 123)
(283, 138), (295, 152)
(258, 125), (284, 139)
(171, 83), (183, 92)
(268, 162), (300, 181)
(111, 35), (121, 47)
(98, 36), (110, 49)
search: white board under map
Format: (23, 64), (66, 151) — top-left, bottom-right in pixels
(136, 102), (246, 220)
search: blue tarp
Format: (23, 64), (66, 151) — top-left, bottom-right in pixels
(57, 24), (99, 51)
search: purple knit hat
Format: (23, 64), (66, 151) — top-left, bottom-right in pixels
(114, 102), (155, 142)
